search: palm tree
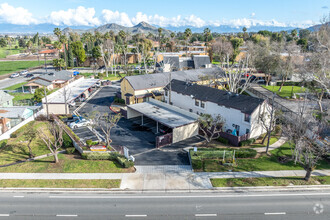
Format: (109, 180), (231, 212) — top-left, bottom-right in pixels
(118, 30), (127, 43)
(170, 32), (175, 40)
(242, 27), (247, 33)
(184, 28), (192, 56)
(53, 28), (62, 41)
(203, 28), (211, 43)
(59, 35), (68, 69)
(158, 28), (163, 51)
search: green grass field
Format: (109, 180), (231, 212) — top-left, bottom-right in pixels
(0, 179), (121, 188)
(262, 85), (305, 98)
(4, 82), (27, 90)
(249, 136), (279, 148)
(196, 142), (330, 172)
(0, 61), (42, 76)
(210, 176), (330, 187)
(0, 46), (22, 58)
(9, 93), (34, 102)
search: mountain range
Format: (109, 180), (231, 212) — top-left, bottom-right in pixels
(0, 21), (321, 35)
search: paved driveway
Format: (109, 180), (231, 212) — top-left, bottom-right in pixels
(78, 85), (203, 165)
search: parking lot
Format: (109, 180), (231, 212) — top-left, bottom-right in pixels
(76, 85), (203, 165)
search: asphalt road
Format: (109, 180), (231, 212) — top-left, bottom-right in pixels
(0, 67), (54, 90)
(0, 191), (329, 219)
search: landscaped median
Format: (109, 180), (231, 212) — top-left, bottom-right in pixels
(0, 179), (121, 189)
(210, 176), (330, 187)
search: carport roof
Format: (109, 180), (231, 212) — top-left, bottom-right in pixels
(42, 78), (99, 104)
(127, 100), (198, 128)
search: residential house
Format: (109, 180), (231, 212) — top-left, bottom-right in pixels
(24, 70), (74, 93)
(0, 107), (34, 130)
(121, 68), (225, 105)
(0, 90), (14, 107)
(164, 79), (270, 139)
(162, 55), (211, 71)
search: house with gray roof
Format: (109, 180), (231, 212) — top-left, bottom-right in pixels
(120, 67), (225, 104)
(161, 55), (211, 71)
(0, 90), (14, 107)
(164, 79), (270, 140)
(24, 70), (74, 93)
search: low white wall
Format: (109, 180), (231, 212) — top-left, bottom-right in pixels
(127, 107), (142, 119)
(172, 122), (198, 143)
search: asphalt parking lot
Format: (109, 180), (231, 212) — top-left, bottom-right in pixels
(77, 85), (203, 165)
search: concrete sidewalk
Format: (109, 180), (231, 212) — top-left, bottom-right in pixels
(1, 169), (329, 190)
(254, 136), (288, 153)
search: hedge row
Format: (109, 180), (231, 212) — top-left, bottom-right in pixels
(276, 81), (302, 86)
(81, 152), (134, 168)
(217, 137), (229, 145)
(238, 138), (256, 146)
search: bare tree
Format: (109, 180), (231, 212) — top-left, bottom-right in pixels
(281, 100), (329, 181)
(198, 113), (226, 143)
(211, 37), (233, 68)
(24, 129), (36, 158)
(87, 111), (121, 149)
(39, 121), (64, 163)
(62, 86), (72, 115)
(100, 39), (114, 78)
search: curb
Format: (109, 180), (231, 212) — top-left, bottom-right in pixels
(1, 185), (330, 193)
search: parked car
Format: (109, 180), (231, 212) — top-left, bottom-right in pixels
(19, 70), (28, 76)
(65, 115), (83, 124)
(69, 119), (91, 129)
(25, 73), (34, 78)
(10, 73), (20, 78)
(48, 72), (55, 76)
(95, 81), (101, 88)
(256, 79), (266, 84)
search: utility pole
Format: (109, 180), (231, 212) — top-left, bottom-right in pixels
(44, 54), (47, 74)
(266, 93), (275, 154)
(44, 86), (49, 119)
(169, 72), (172, 105)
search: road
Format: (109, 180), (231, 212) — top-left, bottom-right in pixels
(0, 67), (54, 90)
(0, 191), (329, 219)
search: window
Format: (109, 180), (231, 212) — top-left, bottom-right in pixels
(244, 114), (251, 122)
(195, 99), (200, 107)
(246, 129), (250, 134)
(7, 101), (10, 105)
(165, 90), (168, 96)
(189, 109), (192, 112)
(201, 101), (205, 108)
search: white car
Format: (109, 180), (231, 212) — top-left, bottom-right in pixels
(69, 119), (91, 129)
(10, 73), (20, 78)
(19, 70), (28, 76)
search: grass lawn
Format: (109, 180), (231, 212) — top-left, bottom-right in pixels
(0, 46), (22, 58)
(0, 179), (121, 188)
(211, 176), (330, 187)
(4, 82), (27, 90)
(197, 142), (330, 172)
(249, 136), (279, 148)
(9, 93), (34, 102)
(262, 85), (305, 98)
(0, 61), (41, 76)
(0, 121), (51, 166)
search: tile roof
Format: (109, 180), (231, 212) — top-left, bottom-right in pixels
(166, 79), (265, 115)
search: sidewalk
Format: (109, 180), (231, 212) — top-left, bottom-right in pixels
(1, 169), (329, 190)
(254, 136), (288, 153)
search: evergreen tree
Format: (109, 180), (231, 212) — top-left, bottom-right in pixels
(67, 42), (74, 67)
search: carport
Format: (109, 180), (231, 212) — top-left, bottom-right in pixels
(126, 99), (199, 147)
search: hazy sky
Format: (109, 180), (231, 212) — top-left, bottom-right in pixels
(0, 0), (328, 27)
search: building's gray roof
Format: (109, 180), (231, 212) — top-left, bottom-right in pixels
(125, 67), (222, 91)
(0, 107), (32, 118)
(32, 70), (73, 83)
(127, 99), (197, 128)
(0, 90), (14, 105)
(193, 55), (211, 69)
(163, 56), (180, 70)
(165, 79), (265, 115)
(31, 79), (52, 86)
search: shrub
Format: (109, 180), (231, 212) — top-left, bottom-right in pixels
(0, 139), (7, 149)
(114, 97), (125, 104)
(116, 156), (134, 168)
(192, 158), (202, 169)
(86, 139), (93, 146)
(217, 137), (229, 145)
(66, 147), (76, 154)
(235, 149), (257, 158)
(10, 133), (17, 138)
(62, 133), (73, 149)
(274, 125), (281, 134)
(276, 81), (302, 86)
(239, 138), (256, 146)
(82, 152), (117, 160)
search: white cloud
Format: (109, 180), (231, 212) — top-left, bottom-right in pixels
(48, 6), (100, 26)
(0, 3), (37, 25)
(251, 12), (256, 17)
(102, 10), (133, 26)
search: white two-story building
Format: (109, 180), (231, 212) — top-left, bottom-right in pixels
(164, 79), (270, 139)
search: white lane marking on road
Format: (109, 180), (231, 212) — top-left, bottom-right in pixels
(264, 212), (286, 215)
(195, 214), (217, 217)
(125, 215), (147, 217)
(56, 215), (78, 217)
(0, 214), (9, 217)
(49, 192), (330, 199)
(13, 196), (24, 198)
